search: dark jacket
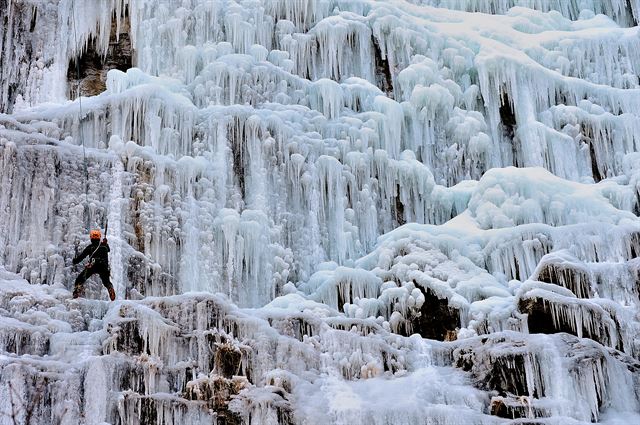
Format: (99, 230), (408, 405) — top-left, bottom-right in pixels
(73, 239), (110, 268)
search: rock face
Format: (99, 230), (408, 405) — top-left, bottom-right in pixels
(67, 8), (133, 98)
(406, 288), (459, 341)
(1, 0), (640, 424)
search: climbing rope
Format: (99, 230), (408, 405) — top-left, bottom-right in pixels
(71, 3), (91, 231)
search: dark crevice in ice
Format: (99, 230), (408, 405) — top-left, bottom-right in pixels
(499, 89), (518, 165)
(407, 287), (459, 341)
(518, 296), (623, 352)
(372, 35), (394, 98)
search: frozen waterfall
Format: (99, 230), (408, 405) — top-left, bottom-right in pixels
(1, 0), (640, 424)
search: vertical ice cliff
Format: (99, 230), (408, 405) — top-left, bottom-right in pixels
(1, 0), (640, 424)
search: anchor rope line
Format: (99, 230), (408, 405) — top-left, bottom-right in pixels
(71, 3), (90, 230)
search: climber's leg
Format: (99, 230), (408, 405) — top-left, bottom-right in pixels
(98, 267), (115, 301)
(73, 267), (95, 298)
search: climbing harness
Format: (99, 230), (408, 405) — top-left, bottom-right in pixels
(87, 222), (109, 268)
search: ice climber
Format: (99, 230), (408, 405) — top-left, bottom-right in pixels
(72, 229), (116, 301)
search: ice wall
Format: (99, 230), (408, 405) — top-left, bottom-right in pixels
(1, 0), (639, 424)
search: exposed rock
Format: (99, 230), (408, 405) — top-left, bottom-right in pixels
(489, 396), (549, 420)
(454, 332), (635, 422)
(455, 337), (535, 397)
(499, 90), (518, 163)
(372, 35), (394, 97)
(267, 316), (320, 342)
(229, 385), (295, 425)
(214, 342), (243, 378)
(518, 294), (623, 352)
(408, 287), (459, 341)
(118, 393), (216, 425)
(108, 317), (147, 355)
(67, 9), (132, 98)
(184, 375), (248, 425)
(534, 261), (591, 298)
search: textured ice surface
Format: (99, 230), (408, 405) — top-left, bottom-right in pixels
(1, 0), (639, 424)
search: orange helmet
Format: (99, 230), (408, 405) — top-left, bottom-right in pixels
(90, 229), (101, 239)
